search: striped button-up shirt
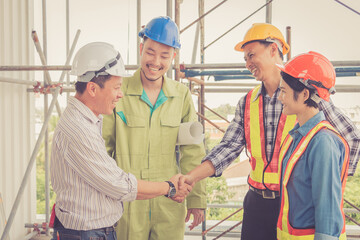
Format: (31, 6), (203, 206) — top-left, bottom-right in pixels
(205, 84), (360, 177)
(51, 97), (137, 230)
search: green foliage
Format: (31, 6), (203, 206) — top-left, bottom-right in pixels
(206, 177), (242, 221)
(36, 115), (58, 214)
(344, 167), (360, 225)
(205, 104), (236, 120)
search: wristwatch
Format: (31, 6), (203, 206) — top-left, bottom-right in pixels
(165, 181), (176, 198)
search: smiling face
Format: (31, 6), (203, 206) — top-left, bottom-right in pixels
(243, 41), (278, 83)
(278, 78), (304, 116)
(139, 38), (176, 82)
(93, 75), (123, 116)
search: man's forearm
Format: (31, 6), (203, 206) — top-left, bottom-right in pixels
(188, 160), (215, 184)
(136, 180), (168, 200)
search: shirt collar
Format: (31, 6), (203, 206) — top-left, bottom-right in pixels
(68, 96), (101, 124)
(252, 83), (280, 102)
(127, 68), (179, 97)
(289, 111), (326, 137)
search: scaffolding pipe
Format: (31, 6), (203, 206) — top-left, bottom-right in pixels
(334, 0), (360, 16)
(166, 0), (173, 78)
(0, 76), (38, 86)
(180, 0), (227, 34)
(201, 85), (360, 93)
(202, 104), (230, 123)
(137, 0), (141, 65)
(214, 75), (253, 80)
(191, 23), (200, 64)
(181, 61), (360, 69)
(183, 69), (251, 77)
(66, 0), (70, 101)
(204, 0), (274, 50)
(198, 3), (206, 238)
(196, 112), (225, 133)
(286, 26), (291, 61)
(0, 65), (71, 71)
(265, 0), (272, 24)
(182, 67), (360, 78)
(32, 31), (62, 117)
(0, 30), (80, 240)
(2, 61), (360, 72)
(0, 86), (63, 240)
(0, 64), (141, 71)
(175, 0), (180, 81)
(41, 1), (51, 234)
(24, 231), (38, 240)
(203, 208), (243, 235)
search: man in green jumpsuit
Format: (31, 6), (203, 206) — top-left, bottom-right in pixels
(102, 16), (207, 240)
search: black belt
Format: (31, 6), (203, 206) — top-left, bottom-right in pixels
(54, 216), (117, 233)
(249, 186), (280, 199)
(95, 222), (117, 233)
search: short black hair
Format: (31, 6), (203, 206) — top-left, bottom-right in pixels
(242, 40), (284, 60)
(281, 71), (318, 108)
(75, 74), (112, 94)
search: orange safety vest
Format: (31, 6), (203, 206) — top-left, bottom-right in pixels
(244, 85), (297, 191)
(277, 121), (349, 240)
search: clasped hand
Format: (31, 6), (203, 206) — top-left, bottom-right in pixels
(168, 174), (194, 203)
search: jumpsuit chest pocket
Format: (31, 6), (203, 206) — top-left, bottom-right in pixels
(121, 114), (146, 155)
(160, 117), (180, 154)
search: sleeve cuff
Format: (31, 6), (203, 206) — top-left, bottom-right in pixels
(120, 173), (138, 202)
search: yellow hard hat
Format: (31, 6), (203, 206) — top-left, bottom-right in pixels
(234, 23), (290, 55)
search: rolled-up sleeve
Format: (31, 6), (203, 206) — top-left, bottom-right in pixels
(320, 99), (360, 176)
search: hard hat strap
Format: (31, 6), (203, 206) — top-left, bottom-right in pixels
(264, 38), (283, 54)
(302, 79), (336, 102)
(94, 52), (121, 77)
(304, 79), (335, 93)
(77, 52), (121, 83)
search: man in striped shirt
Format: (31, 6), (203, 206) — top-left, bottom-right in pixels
(50, 42), (190, 240)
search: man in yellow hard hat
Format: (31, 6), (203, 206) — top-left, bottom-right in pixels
(102, 16), (206, 240)
(179, 23), (360, 240)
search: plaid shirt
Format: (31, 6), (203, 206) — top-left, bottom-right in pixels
(205, 84), (360, 177)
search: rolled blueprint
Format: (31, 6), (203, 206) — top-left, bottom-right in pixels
(176, 121), (204, 145)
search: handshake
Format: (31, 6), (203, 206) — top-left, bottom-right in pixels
(167, 174), (195, 203)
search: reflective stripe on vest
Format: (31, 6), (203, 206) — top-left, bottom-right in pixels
(277, 121), (350, 239)
(244, 85), (297, 191)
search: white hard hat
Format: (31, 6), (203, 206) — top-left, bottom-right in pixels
(70, 42), (130, 82)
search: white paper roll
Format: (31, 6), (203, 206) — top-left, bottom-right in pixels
(176, 121), (204, 145)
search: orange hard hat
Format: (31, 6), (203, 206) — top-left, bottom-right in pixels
(234, 23), (290, 55)
(276, 51), (336, 102)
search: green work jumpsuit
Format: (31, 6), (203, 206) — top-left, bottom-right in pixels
(102, 69), (207, 240)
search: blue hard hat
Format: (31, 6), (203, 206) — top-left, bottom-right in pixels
(139, 16), (181, 49)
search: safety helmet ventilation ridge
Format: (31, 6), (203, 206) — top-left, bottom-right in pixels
(139, 16), (181, 49)
(235, 23), (290, 55)
(70, 42), (129, 83)
(276, 51), (336, 103)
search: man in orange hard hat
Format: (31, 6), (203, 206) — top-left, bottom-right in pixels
(277, 51), (349, 239)
(179, 23), (360, 239)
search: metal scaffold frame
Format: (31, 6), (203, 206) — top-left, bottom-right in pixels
(1, 1), (360, 239)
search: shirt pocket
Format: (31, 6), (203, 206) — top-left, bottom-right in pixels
(160, 117), (180, 154)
